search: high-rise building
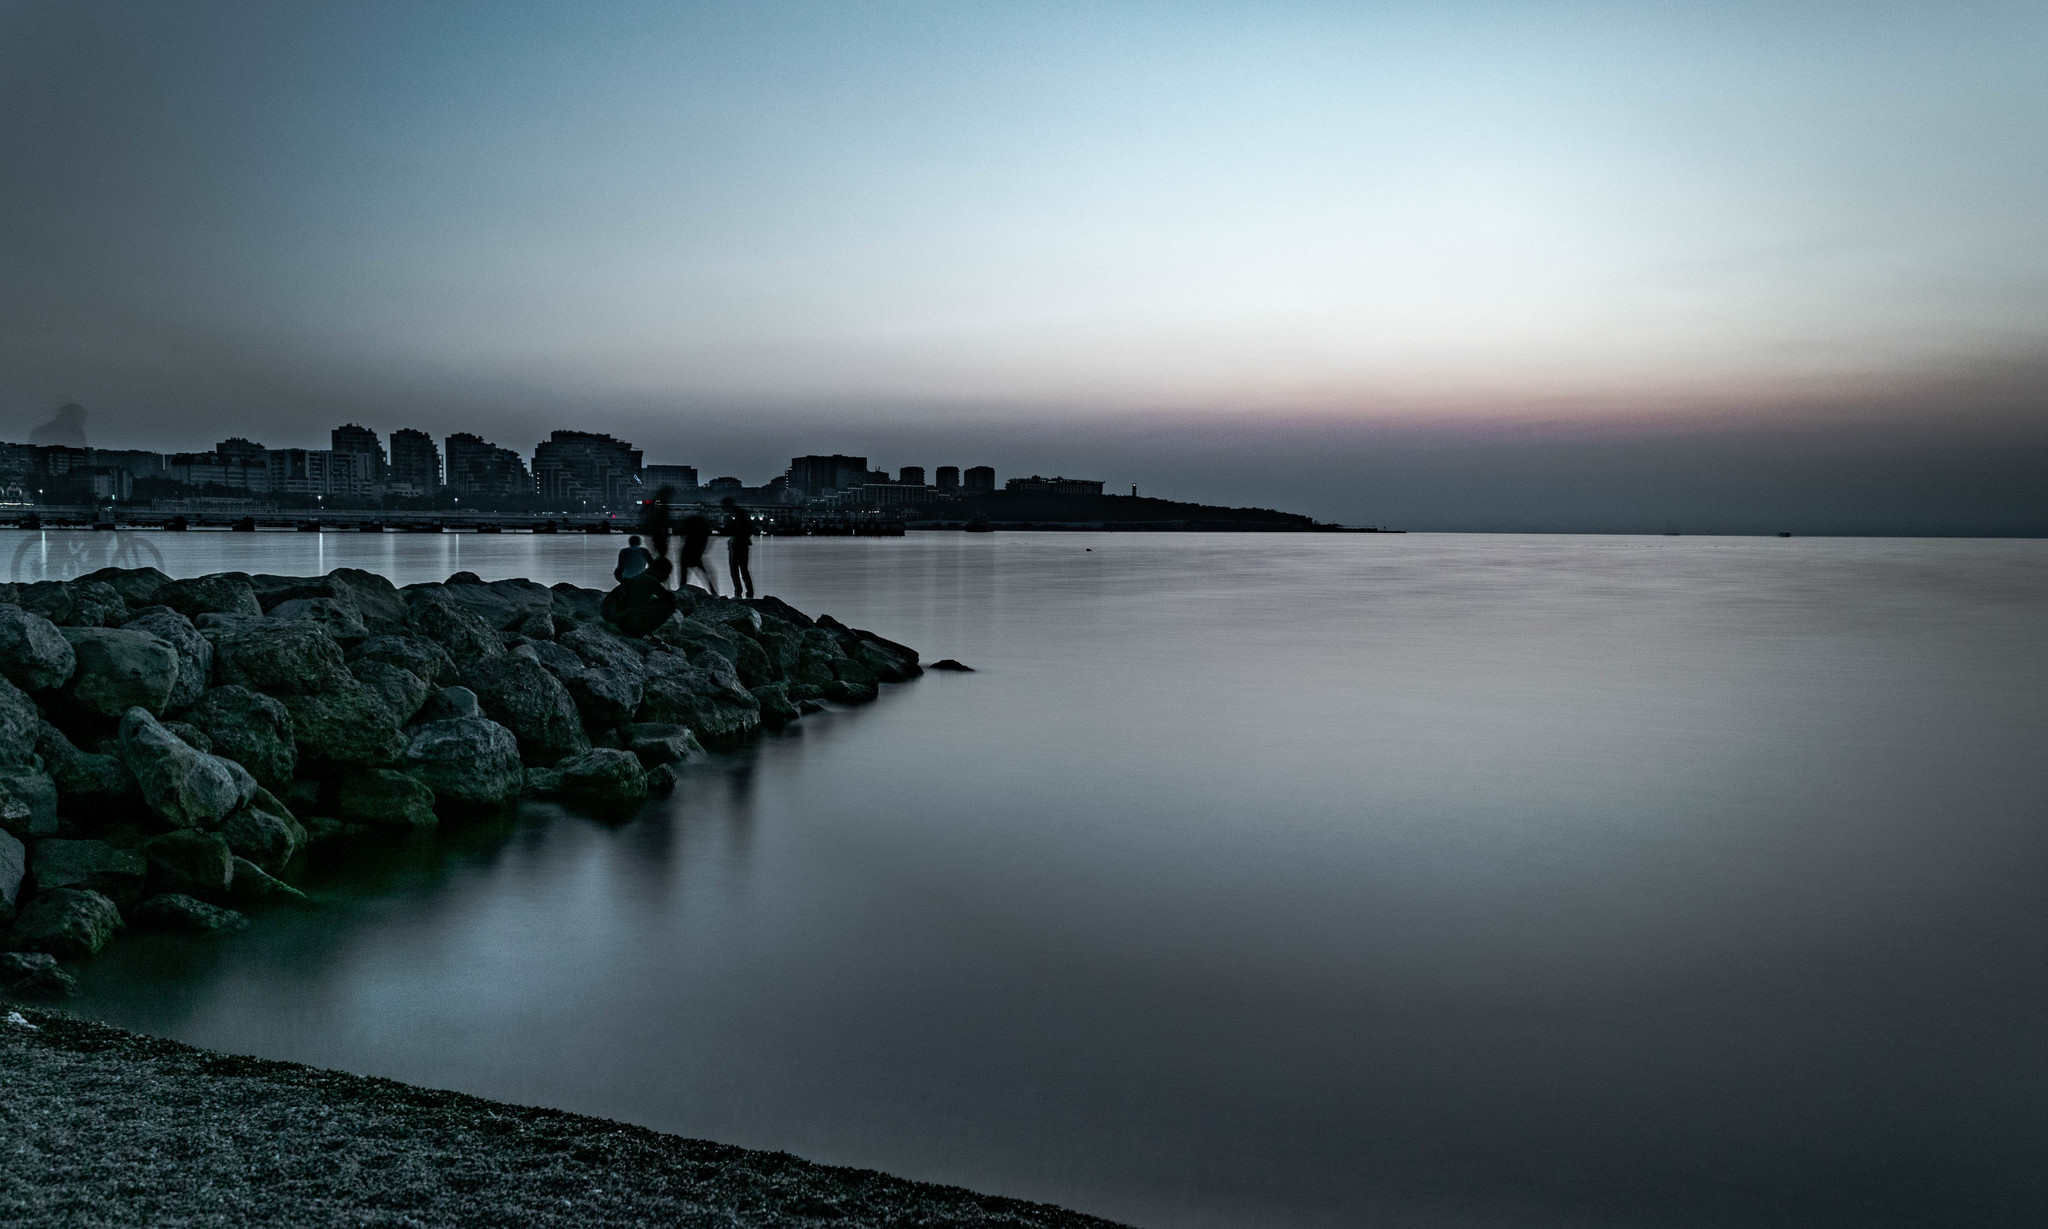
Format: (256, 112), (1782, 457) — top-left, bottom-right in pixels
(898, 466), (926, 486)
(266, 449), (369, 497)
(935, 466), (960, 491)
(388, 429), (441, 496)
(787, 455), (871, 498)
(331, 424), (387, 484)
(532, 430), (642, 506)
(642, 464), (698, 496)
(964, 465), (996, 492)
(444, 433), (533, 497)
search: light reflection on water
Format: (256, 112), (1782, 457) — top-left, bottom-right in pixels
(15, 530), (2048, 1229)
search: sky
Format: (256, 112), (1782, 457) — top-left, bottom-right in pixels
(2, 0), (2044, 531)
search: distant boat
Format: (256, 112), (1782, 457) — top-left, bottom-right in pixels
(1778, 531), (1792, 537)
(964, 516), (993, 533)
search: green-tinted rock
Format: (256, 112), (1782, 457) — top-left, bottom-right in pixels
(281, 683), (405, 768)
(27, 839), (147, 908)
(59, 627), (179, 717)
(0, 606), (75, 692)
(136, 830), (235, 900)
(7, 888), (123, 959)
(131, 893), (247, 934)
(185, 686), (297, 790)
(404, 717), (523, 807)
(333, 768), (437, 830)
(118, 708), (242, 829)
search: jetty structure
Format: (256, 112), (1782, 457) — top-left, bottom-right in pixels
(0, 565), (920, 987)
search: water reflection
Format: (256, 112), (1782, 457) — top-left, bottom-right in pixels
(34, 532), (2048, 1229)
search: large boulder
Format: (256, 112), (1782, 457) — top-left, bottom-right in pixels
(0, 830), (23, 922)
(404, 716), (523, 807)
(463, 655), (589, 765)
(325, 568), (410, 634)
(36, 722), (143, 824)
(28, 839), (148, 909)
(635, 653), (761, 746)
(132, 893), (247, 934)
(600, 575), (677, 637)
(333, 768), (437, 830)
(281, 683), (406, 768)
(348, 634), (456, 687)
(0, 768), (59, 841)
(0, 606), (75, 692)
(155, 574), (262, 619)
(348, 659), (428, 725)
(559, 665), (642, 733)
(549, 583), (605, 628)
(7, 888), (124, 959)
(184, 686), (297, 790)
(136, 830), (235, 900)
(204, 619), (352, 696)
(75, 566), (169, 607)
(58, 627), (179, 717)
(552, 748), (649, 806)
(405, 591), (504, 666)
(620, 723), (704, 768)
(268, 596), (369, 644)
(121, 608), (211, 711)
(436, 576), (558, 634)
(0, 676), (39, 766)
(558, 622), (646, 675)
(17, 580), (129, 628)
(219, 804), (305, 873)
(118, 707), (242, 830)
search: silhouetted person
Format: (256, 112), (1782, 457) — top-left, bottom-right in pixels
(614, 534), (654, 583)
(640, 489), (675, 586)
(722, 497), (755, 599)
(678, 514), (718, 594)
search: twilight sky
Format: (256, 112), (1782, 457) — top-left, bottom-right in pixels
(3, 0), (2044, 531)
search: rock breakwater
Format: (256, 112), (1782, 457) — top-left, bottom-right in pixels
(0, 567), (920, 994)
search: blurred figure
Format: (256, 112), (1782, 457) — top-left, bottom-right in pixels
(29, 402), (87, 447)
(640, 489), (675, 586)
(613, 534), (654, 583)
(722, 497), (755, 599)
(678, 514), (718, 594)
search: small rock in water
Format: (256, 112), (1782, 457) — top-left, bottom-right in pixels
(929, 659), (975, 672)
(132, 893), (249, 934)
(0, 952), (76, 998)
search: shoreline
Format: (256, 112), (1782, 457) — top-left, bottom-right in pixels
(0, 1007), (1128, 1228)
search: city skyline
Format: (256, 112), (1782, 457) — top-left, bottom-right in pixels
(2, 2), (2043, 533)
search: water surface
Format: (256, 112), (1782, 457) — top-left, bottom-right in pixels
(15, 529), (2048, 1228)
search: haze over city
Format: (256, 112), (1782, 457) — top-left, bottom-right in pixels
(4, 0), (2044, 532)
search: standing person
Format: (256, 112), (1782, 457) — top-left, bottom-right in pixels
(613, 534), (654, 583)
(722, 497), (756, 599)
(677, 514), (718, 594)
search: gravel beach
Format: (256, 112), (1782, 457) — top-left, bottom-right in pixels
(0, 1008), (1129, 1228)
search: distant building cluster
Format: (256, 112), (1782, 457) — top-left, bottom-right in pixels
(0, 419), (1108, 514)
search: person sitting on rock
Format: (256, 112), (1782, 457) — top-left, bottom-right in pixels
(613, 535), (654, 584)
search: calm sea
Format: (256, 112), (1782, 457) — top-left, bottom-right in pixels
(14, 529), (2048, 1228)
